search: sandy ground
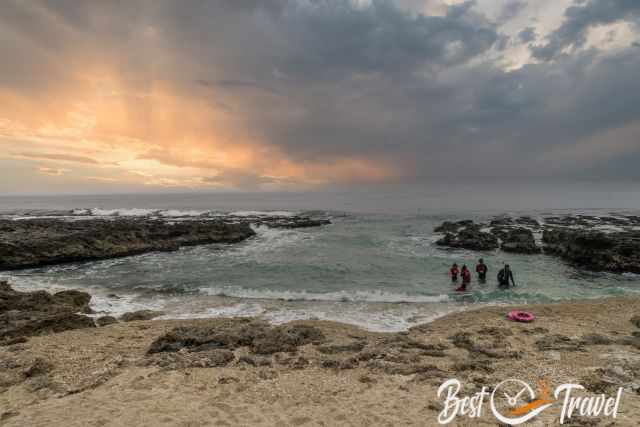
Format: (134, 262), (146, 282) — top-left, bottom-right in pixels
(1, 297), (640, 426)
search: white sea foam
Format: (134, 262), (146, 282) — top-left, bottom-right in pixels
(229, 210), (297, 217)
(157, 209), (209, 217)
(50, 207), (299, 219)
(89, 293), (168, 317)
(159, 303), (266, 320)
(89, 208), (157, 217)
(198, 286), (450, 304)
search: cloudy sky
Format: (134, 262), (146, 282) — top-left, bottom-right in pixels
(1, 0), (639, 194)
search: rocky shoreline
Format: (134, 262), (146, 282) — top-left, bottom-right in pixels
(0, 214), (331, 270)
(435, 214), (640, 274)
(0, 282), (166, 346)
(1, 281), (639, 425)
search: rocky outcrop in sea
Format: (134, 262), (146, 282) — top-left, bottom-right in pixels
(435, 225), (499, 251)
(543, 228), (640, 274)
(497, 227), (540, 254)
(434, 213), (640, 273)
(0, 219), (256, 270)
(0, 213), (331, 270)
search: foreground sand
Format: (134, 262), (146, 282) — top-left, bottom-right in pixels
(2, 297), (640, 426)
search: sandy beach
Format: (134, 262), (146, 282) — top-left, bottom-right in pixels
(2, 294), (639, 426)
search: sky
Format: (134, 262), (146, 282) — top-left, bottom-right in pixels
(1, 0), (639, 194)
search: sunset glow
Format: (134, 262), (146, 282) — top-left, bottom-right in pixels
(2, 0), (640, 193)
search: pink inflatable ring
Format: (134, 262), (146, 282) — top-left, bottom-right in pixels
(508, 310), (535, 323)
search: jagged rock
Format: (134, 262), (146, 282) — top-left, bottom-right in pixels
(200, 350), (235, 367)
(96, 316), (118, 327)
(264, 218), (331, 229)
(358, 375), (377, 384)
(500, 228), (540, 254)
(543, 228), (640, 273)
(120, 310), (164, 322)
(148, 321), (263, 353)
(250, 325), (325, 355)
(581, 371), (620, 394)
(0, 281), (83, 313)
(476, 327), (513, 337)
(53, 290), (93, 314)
(147, 320), (324, 356)
(535, 334), (585, 352)
(448, 332), (519, 358)
(580, 334), (613, 346)
(2, 313), (96, 345)
(377, 334), (449, 357)
(617, 336), (640, 350)
(452, 359), (495, 374)
(434, 220), (474, 233)
(146, 349), (234, 369)
(238, 355), (272, 367)
(0, 219), (256, 270)
(0, 282), (96, 345)
(490, 217), (514, 227)
(514, 216), (540, 228)
(436, 226), (499, 251)
(631, 316), (640, 329)
(316, 340), (366, 354)
(23, 358), (52, 378)
(544, 215), (598, 227)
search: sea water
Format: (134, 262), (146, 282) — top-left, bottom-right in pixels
(1, 187), (640, 331)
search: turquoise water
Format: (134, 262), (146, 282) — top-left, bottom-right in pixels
(1, 191), (640, 331)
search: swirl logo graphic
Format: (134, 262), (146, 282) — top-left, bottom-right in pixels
(490, 379), (554, 425)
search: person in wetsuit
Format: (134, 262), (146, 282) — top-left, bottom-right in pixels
(498, 264), (516, 288)
(457, 265), (471, 292)
(475, 259), (488, 283)
(450, 263), (459, 282)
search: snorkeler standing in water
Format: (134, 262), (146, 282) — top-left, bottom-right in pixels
(456, 265), (471, 292)
(450, 263), (459, 282)
(498, 264), (516, 288)
(476, 259), (488, 283)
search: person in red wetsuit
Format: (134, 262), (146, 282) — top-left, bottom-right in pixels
(476, 258), (488, 283)
(457, 265), (471, 291)
(450, 263), (459, 282)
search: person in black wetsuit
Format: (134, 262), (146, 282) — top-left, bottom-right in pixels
(497, 264), (516, 288)
(475, 259), (488, 283)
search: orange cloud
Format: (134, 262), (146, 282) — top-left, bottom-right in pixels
(0, 65), (397, 191)
(37, 166), (70, 176)
(14, 151), (104, 164)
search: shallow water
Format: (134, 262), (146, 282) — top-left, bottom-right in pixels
(1, 191), (640, 331)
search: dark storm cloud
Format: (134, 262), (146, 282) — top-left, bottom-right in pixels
(2, 0), (640, 185)
(531, 0), (640, 60)
(518, 27), (537, 43)
(499, 0), (527, 22)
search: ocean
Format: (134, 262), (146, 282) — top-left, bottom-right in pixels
(1, 187), (640, 331)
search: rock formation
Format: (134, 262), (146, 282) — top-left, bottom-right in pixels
(0, 219), (256, 270)
(542, 228), (640, 273)
(0, 281), (95, 345)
